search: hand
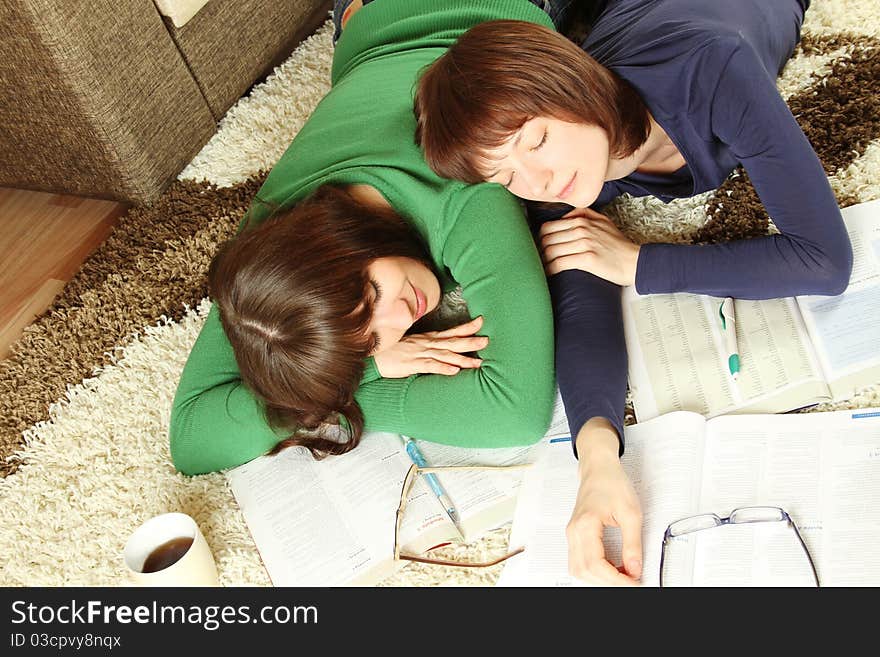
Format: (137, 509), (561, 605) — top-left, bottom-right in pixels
(373, 316), (488, 378)
(567, 418), (643, 586)
(538, 207), (640, 286)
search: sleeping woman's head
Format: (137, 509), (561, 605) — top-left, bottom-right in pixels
(414, 20), (650, 208)
(209, 184), (439, 457)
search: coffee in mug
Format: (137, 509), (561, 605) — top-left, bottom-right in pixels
(123, 512), (219, 586)
(142, 536), (195, 573)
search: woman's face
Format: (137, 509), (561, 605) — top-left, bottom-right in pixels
(481, 116), (611, 208)
(365, 256), (441, 354)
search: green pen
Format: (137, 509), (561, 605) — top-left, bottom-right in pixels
(719, 297), (740, 380)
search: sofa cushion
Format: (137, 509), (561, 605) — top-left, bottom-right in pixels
(153, 0), (210, 28)
(0, 0), (216, 202)
(166, 0), (332, 119)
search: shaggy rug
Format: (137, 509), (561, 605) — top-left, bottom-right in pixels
(0, 1), (878, 587)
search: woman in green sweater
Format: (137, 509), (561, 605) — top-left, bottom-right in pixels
(169, 0), (566, 476)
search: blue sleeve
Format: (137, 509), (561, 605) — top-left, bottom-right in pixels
(635, 41), (853, 299)
(528, 203), (628, 457)
(592, 182), (623, 210)
(550, 270), (627, 457)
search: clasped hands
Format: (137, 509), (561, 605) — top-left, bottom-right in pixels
(373, 316), (487, 378)
(539, 207), (640, 287)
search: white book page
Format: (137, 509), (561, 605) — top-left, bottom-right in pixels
(497, 411), (707, 587)
(227, 427), (550, 585)
(623, 288), (827, 421)
(796, 199), (880, 397)
(412, 440), (539, 543)
(691, 409), (880, 586)
(408, 391), (567, 543)
(226, 431), (410, 586)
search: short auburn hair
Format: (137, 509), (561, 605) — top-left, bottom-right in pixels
(414, 20), (650, 183)
(210, 184), (434, 459)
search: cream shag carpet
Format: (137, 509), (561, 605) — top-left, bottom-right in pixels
(1, 2), (878, 586)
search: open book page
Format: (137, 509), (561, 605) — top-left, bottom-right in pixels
(410, 387), (569, 543)
(796, 199), (880, 400)
(226, 431), (413, 586)
(500, 407), (880, 587)
(623, 288), (828, 421)
(688, 409), (880, 586)
(497, 411), (708, 587)
(544, 387), (573, 439)
(227, 404), (564, 586)
(408, 440), (538, 544)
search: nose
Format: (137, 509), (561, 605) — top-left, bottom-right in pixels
(374, 299), (413, 332)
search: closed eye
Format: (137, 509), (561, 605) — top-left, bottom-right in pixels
(531, 130), (547, 151)
(367, 280), (383, 351)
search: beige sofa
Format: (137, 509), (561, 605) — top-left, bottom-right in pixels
(0, 0), (332, 203)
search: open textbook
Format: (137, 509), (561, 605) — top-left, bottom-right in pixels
(623, 198), (880, 421)
(226, 391), (571, 586)
(497, 407), (880, 587)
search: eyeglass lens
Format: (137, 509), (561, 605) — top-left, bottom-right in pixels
(662, 507), (817, 586)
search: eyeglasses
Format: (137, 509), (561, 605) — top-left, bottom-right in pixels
(659, 506), (819, 587)
(393, 463), (530, 568)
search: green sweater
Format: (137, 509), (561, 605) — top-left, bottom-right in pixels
(169, 0), (556, 475)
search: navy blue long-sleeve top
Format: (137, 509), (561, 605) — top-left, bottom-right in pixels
(547, 0), (853, 455)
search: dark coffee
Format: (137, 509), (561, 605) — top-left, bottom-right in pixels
(141, 536), (194, 573)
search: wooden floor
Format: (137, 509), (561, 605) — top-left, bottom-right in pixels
(0, 187), (127, 360)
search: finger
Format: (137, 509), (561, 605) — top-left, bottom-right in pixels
(419, 359), (461, 375)
(537, 216), (587, 238)
(540, 225), (591, 248)
(431, 316), (484, 338)
(542, 239), (591, 265)
(569, 517), (638, 587)
(428, 349), (483, 369)
(617, 509), (644, 580)
(544, 253), (593, 277)
(428, 336), (489, 353)
(563, 206), (605, 221)
(589, 559), (640, 587)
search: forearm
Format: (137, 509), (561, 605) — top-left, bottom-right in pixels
(170, 384), (283, 475)
(635, 228), (852, 299)
(169, 304), (282, 474)
(576, 417), (621, 470)
(656, 42), (854, 300)
(356, 357), (555, 447)
(550, 269), (627, 456)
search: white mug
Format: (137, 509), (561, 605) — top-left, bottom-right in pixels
(123, 512), (219, 586)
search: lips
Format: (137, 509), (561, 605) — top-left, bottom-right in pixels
(557, 173), (577, 200)
(411, 283), (427, 321)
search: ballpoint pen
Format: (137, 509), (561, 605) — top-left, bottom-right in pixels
(719, 297), (741, 381)
(399, 435), (464, 536)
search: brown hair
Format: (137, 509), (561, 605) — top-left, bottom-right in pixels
(414, 20), (650, 182)
(209, 184), (435, 459)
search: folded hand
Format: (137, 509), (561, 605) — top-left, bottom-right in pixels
(539, 207), (640, 287)
(373, 316), (488, 378)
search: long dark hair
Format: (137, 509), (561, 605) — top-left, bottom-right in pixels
(209, 184), (434, 458)
(415, 19), (650, 182)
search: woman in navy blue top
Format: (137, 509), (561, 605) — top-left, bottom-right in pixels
(415, 0), (851, 585)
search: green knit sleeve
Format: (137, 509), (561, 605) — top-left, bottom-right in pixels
(353, 186), (556, 446)
(169, 303), (285, 475)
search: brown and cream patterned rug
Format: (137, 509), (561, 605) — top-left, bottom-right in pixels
(1, 2), (878, 586)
